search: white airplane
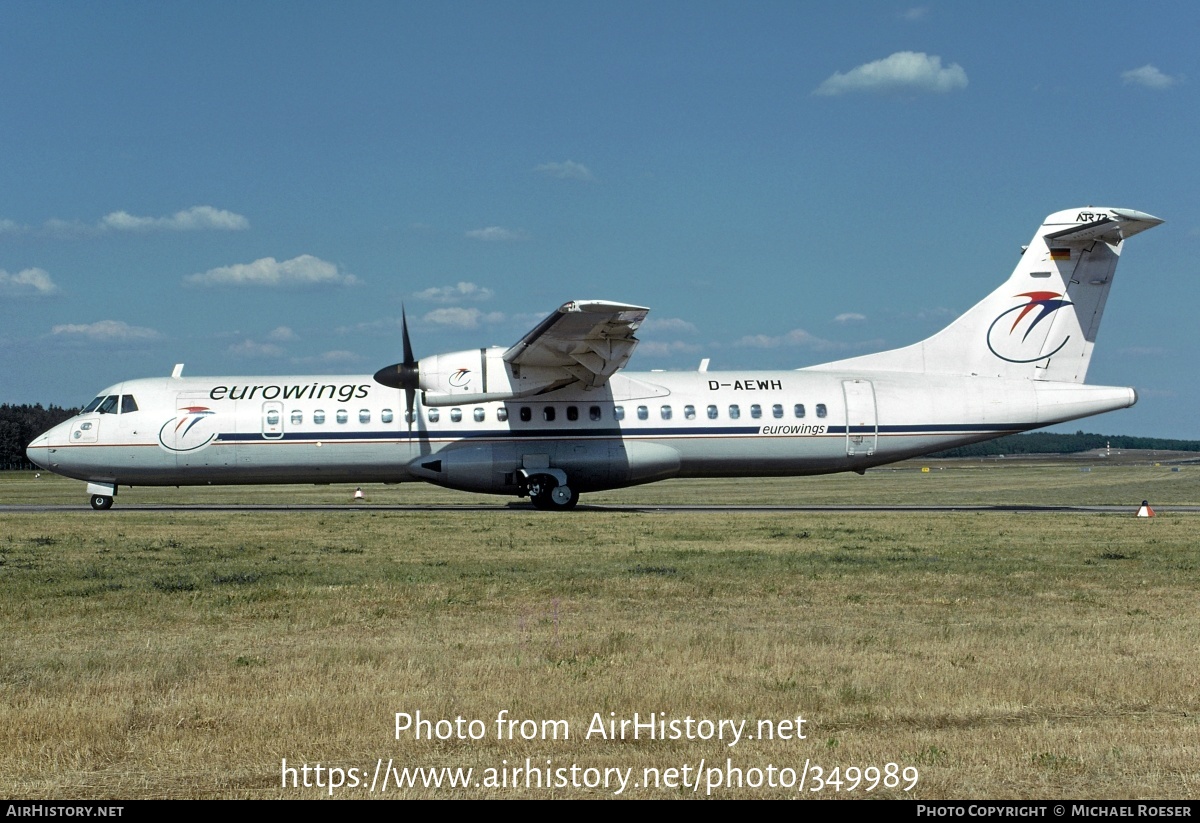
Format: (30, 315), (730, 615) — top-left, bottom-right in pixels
(27, 207), (1163, 511)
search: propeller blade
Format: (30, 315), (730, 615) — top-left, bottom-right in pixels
(370, 306), (421, 429)
(402, 305), (414, 369)
(400, 306), (418, 427)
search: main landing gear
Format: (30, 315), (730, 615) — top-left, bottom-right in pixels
(521, 472), (580, 510)
(90, 494), (114, 510)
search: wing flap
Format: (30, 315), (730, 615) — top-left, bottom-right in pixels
(505, 300), (649, 388)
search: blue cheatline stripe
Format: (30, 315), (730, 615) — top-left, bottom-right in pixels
(217, 421), (1029, 444)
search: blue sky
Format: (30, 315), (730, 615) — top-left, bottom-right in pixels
(2, 2), (1196, 437)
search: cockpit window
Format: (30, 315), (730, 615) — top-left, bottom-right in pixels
(82, 397), (105, 414)
(97, 396), (119, 414)
(120, 395), (138, 413)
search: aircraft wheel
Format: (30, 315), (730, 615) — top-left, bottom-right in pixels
(550, 485), (579, 509)
(526, 475), (577, 510)
(90, 495), (114, 511)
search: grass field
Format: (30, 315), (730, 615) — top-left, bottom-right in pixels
(1, 463), (1198, 799)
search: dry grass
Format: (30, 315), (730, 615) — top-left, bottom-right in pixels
(1, 466), (1198, 799)
(6, 454), (1200, 508)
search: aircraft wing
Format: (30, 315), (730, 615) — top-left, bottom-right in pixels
(504, 300), (649, 389)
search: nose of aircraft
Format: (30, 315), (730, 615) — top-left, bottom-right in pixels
(26, 432), (50, 469)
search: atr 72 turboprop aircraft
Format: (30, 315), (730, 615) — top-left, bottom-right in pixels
(28, 207), (1162, 510)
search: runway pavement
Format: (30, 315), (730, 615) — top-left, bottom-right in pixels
(3, 503), (1198, 514)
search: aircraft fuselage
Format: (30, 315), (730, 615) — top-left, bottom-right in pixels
(26, 367), (1135, 496)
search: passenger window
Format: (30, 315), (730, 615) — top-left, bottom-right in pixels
(120, 395), (138, 413)
(660, 405), (672, 420)
(381, 409), (394, 424)
(637, 406), (649, 420)
(405, 409), (416, 424)
(544, 407), (556, 422)
(684, 405), (696, 420)
(97, 396), (118, 414)
(336, 409), (348, 424)
(473, 408), (485, 422)
(519, 407), (531, 422)
(566, 406), (578, 421)
(359, 409), (371, 424)
(314, 410), (326, 425)
(589, 406), (601, 421)
(729, 405), (740, 420)
(266, 409), (280, 426)
(614, 405), (625, 421)
(772, 404), (783, 419)
(794, 404), (806, 418)
(750, 404), (762, 419)
(291, 410), (303, 425)
(428, 408), (440, 423)
(816, 404), (827, 418)
(450, 408), (462, 423)
(707, 405), (718, 420)
(497, 407), (508, 422)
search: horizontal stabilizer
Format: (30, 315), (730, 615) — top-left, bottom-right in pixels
(1043, 208), (1163, 245)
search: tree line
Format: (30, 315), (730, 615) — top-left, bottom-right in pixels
(931, 430), (1200, 458)
(1, 405), (1197, 469)
(0, 404), (79, 469)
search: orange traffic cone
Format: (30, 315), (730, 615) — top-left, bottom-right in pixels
(1136, 500), (1154, 517)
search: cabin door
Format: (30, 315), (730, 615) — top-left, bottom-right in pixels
(842, 379), (877, 457)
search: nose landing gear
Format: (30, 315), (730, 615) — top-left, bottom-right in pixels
(87, 481), (117, 511)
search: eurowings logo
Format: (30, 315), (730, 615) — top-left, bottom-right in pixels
(158, 406), (218, 452)
(986, 291), (1074, 364)
(448, 368), (472, 388)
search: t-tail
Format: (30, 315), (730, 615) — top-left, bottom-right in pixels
(811, 207), (1163, 383)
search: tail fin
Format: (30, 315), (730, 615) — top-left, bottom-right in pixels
(811, 207), (1163, 383)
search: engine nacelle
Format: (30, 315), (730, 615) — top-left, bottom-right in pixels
(419, 347), (569, 406)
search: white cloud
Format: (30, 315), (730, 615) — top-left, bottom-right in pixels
(40, 219), (98, 239)
(640, 316), (698, 334)
(292, 350), (362, 366)
(0, 206), (249, 238)
(101, 205), (250, 232)
(184, 255), (359, 287)
(637, 340), (704, 357)
(834, 312), (866, 324)
(267, 326), (297, 342)
(465, 226), (526, 242)
(51, 320), (162, 342)
(735, 328), (850, 351)
(1120, 65), (1180, 89)
(227, 339), (285, 358)
(0, 267), (59, 297)
(423, 307), (507, 329)
(415, 281), (495, 303)
(535, 160), (595, 182)
(901, 6), (929, 21)
(814, 51), (968, 96)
